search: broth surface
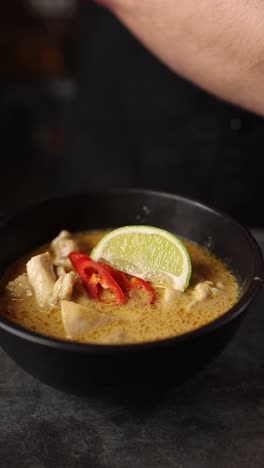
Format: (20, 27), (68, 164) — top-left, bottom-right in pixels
(0, 230), (238, 344)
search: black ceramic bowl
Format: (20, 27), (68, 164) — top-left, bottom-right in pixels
(0, 189), (263, 393)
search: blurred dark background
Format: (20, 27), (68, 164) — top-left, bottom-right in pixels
(1, 1), (263, 225)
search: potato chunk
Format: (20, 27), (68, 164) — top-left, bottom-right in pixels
(61, 301), (118, 340)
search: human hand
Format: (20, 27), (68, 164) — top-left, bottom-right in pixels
(92, 0), (264, 116)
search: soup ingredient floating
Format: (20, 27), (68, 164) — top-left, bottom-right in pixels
(68, 252), (156, 305)
(91, 226), (192, 292)
(1, 228), (239, 345)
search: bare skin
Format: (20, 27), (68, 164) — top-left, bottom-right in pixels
(94, 0), (264, 116)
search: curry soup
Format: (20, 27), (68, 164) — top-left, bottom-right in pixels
(0, 230), (238, 344)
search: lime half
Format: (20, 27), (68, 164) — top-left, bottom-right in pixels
(91, 226), (192, 291)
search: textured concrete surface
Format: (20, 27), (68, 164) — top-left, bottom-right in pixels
(1, 231), (264, 468)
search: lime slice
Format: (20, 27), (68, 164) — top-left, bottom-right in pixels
(91, 226), (192, 291)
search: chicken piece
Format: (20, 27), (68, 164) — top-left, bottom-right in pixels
(61, 301), (120, 340)
(6, 273), (33, 298)
(55, 264), (67, 277)
(194, 281), (214, 301)
(51, 230), (79, 269)
(187, 280), (221, 310)
(26, 252), (56, 309)
(51, 272), (79, 306)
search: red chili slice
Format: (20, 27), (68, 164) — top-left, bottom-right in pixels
(101, 264), (156, 304)
(130, 277), (156, 304)
(68, 252), (125, 305)
(69, 251), (156, 305)
(102, 264), (131, 292)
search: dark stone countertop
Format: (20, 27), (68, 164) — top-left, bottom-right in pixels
(1, 231), (264, 468)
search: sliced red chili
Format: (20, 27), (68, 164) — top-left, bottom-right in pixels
(102, 264), (131, 293)
(68, 252), (125, 305)
(69, 251), (156, 305)
(101, 263), (156, 304)
(130, 277), (156, 304)
(68, 251), (88, 264)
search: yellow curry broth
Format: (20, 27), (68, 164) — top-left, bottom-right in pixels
(0, 230), (238, 343)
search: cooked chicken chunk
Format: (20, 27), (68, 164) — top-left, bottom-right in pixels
(194, 281), (214, 301)
(6, 273), (33, 298)
(51, 230), (79, 269)
(26, 252), (56, 309)
(188, 280), (222, 310)
(55, 264), (67, 277)
(61, 301), (120, 340)
(51, 272), (78, 306)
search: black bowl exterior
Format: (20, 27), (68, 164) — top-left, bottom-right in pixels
(0, 190), (262, 392)
(0, 315), (242, 393)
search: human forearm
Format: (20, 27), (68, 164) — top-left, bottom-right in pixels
(96, 0), (264, 115)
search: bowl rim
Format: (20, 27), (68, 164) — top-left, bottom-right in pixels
(0, 188), (263, 353)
